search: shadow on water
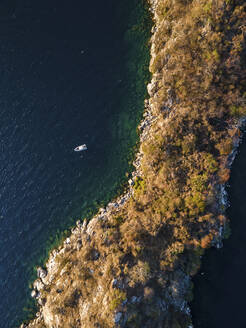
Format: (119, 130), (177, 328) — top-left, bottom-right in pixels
(191, 134), (246, 328)
(0, 0), (151, 326)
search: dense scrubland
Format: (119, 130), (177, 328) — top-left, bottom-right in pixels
(23, 0), (246, 327)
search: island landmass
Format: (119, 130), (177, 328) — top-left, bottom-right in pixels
(21, 0), (246, 327)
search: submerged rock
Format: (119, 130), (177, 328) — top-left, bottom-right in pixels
(31, 290), (38, 298)
(114, 312), (122, 324)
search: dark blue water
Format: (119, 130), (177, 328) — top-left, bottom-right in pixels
(191, 136), (246, 327)
(0, 1), (150, 326)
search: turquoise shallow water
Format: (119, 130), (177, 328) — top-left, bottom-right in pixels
(0, 1), (151, 326)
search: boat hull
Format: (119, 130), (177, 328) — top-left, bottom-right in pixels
(74, 144), (87, 151)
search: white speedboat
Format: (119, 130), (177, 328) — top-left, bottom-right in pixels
(74, 144), (87, 152)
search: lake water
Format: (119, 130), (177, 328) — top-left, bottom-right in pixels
(0, 1), (151, 326)
(191, 135), (246, 327)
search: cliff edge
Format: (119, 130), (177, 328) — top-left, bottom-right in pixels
(21, 0), (246, 327)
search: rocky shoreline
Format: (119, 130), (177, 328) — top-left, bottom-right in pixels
(20, 42), (159, 328)
(213, 116), (246, 249)
(21, 0), (246, 327)
(25, 99), (157, 321)
(20, 1), (192, 325)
